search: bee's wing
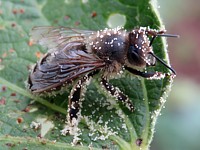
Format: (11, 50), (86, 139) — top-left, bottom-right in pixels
(30, 26), (94, 52)
(28, 44), (105, 94)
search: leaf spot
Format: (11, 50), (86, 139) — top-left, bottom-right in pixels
(136, 138), (143, 146)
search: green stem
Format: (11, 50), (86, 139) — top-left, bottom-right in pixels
(0, 77), (67, 115)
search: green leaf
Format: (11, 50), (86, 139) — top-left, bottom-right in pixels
(0, 0), (173, 149)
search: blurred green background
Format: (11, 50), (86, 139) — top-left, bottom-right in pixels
(151, 0), (200, 150)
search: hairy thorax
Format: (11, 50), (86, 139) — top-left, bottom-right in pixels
(86, 28), (128, 77)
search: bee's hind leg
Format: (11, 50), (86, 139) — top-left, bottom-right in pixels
(68, 81), (82, 124)
(67, 70), (100, 126)
(61, 78), (87, 136)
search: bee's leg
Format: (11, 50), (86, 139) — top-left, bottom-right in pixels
(125, 66), (176, 79)
(100, 77), (134, 111)
(61, 77), (89, 135)
(68, 70), (100, 125)
(68, 79), (82, 124)
(61, 78), (87, 136)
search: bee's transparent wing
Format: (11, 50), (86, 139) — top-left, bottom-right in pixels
(28, 44), (105, 94)
(30, 26), (94, 52)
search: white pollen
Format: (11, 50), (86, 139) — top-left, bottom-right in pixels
(97, 31), (100, 37)
(107, 32), (111, 36)
(99, 47), (102, 50)
(136, 34), (139, 39)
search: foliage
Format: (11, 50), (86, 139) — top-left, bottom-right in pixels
(0, 0), (172, 149)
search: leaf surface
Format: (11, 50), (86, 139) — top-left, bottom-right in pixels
(0, 0), (173, 149)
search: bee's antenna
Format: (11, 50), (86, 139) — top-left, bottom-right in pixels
(149, 52), (176, 75)
(149, 34), (179, 47)
(157, 34), (180, 38)
(149, 36), (156, 47)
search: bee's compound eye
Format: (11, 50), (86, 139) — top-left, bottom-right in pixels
(128, 45), (139, 59)
(127, 45), (141, 65)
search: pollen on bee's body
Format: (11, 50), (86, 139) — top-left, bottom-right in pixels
(107, 32), (111, 36)
(103, 28), (108, 33)
(118, 31), (122, 35)
(97, 31), (100, 37)
(136, 34), (139, 39)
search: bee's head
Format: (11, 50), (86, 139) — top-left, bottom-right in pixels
(127, 27), (178, 74)
(127, 27), (155, 67)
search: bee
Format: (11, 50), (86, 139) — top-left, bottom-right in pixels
(28, 26), (178, 125)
